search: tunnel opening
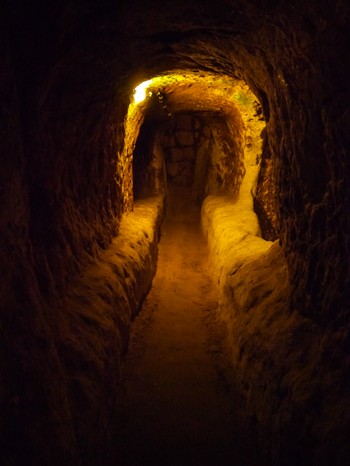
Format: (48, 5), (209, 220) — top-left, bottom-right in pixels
(132, 117), (159, 201)
(115, 72), (284, 464)
(128, 72), (275, 241)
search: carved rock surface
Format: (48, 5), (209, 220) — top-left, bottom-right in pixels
(1, 1), (349, 464)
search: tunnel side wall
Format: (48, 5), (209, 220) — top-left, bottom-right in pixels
(50, 197), (164, 465)
(234, 2), (350, 326)
(1, 178), (163, 466)
(1, 7), (165, 463)
(202, 198), (350, 465)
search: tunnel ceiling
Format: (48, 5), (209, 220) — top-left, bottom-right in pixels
(130, 72), (258, 118)
(110, 0), (339, 100)
(114, 0), (266, 78)
(6, 0), (348, 322)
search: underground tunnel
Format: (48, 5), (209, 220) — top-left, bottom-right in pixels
(1, 1), (349, 465)
(115, 72), (270, 465)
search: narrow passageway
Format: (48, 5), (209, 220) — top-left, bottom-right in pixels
(114, 185), (259, 466)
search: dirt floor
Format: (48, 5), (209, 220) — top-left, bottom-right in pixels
(114, 185), (260, 465)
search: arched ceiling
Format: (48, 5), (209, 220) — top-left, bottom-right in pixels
(4, 0), (348, 323)
(129, 72), (258, 118)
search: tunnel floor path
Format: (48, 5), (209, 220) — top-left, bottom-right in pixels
(114, 185), (260, 466)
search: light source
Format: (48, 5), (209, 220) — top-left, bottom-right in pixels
(133, 79), (153, 104)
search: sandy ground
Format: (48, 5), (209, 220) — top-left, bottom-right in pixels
(114, 185), (260, 465)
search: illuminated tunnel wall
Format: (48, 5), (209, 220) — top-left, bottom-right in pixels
(1, 1), (349, 465)
(129, 74), (270, 225)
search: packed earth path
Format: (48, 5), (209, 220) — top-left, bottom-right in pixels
(114, 185), (260, 466)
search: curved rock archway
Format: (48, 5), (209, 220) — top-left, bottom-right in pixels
(1, 1), (349, 464)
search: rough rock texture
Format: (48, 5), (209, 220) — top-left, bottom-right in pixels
(202, 195), (350, 464)
(162, 113), (207, 187)
(254, 128), (279, 241)
(1, 190), (163, 465)
(133, 118), (166, 201)
(161, 111), (245, 201)
(1, 0), (349, 464)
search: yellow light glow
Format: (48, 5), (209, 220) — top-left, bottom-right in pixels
(133, 79), (153, 104)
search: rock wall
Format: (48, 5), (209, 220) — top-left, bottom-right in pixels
(1, 4), (166, 464)
(1, 0), (349, 464)
(253, 125), (279, 241)
(162, 109), (247, 201)
(235, 1), (350, 326)
(162, 113), (207, 188)
(203, 196), (350, 464)
(133, 118), (167, 201)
